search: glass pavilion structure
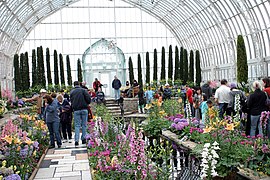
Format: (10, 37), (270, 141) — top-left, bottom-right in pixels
(0, 0), (269, 92)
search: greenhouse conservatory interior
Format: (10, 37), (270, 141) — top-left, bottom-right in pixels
(0, 0), (270, 179)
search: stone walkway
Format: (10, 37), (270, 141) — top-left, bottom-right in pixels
(34, 138), (92, 180)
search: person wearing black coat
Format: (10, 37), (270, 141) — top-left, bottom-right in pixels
(112, 75), (122, 101)
(138, 86), (145, 113)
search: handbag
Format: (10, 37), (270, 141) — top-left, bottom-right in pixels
(264, 92), (270, 106)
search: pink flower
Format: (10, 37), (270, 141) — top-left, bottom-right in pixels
(137, 165), (141, 171)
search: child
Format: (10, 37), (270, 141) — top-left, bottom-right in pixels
(200, 94), (213, 128)
(145, 86), (154, 104)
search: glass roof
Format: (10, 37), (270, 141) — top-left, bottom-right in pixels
(0, 0), (270, 83)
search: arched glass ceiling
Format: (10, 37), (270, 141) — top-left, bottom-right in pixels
(0, 0), (270, 86)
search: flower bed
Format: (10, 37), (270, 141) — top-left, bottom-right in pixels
(0, 114), (49, 180)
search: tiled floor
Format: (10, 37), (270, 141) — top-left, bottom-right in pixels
(34, 138), (92, 180)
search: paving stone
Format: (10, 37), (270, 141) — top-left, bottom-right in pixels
(60, 176), (82, 180)
(73, 163), (90, 171)
(76, 153), (88, 160)
(34, 167), (55, 179)
(46, 154), (71, 157)
(35, 178), (60, 180)
(54, 150), (71, 154)
(71, 149), (88, 156)
(39, 160), (51, 168)
(63, 156), (76, 160)
(54, 159), (88, 164)
(47, 149), (55, 154)
(54, 171), (81, 177)
(82, 170), (92, 180)
(55, 166), (73, 172)
(50, 164), (71, 168)
(44, 156), (64, 160)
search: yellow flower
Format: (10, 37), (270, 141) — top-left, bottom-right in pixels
(203, 127), (213, 133)
(33, 150), (36, 157)
(111, 156), (118, 167)
(226, 123), (234, 131)
(2, 160), (6, 167)
(2, 135), (13, 144)
(234, 121), (240, 128)
(25, 138), (33, 145)
(13, 137), (21, 145)
(0, 175), (3, 180)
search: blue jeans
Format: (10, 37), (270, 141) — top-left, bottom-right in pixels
(114, 89), (120, 100)
(218, 103), (228, 119)
(74, 109), (88, 142)
(47, 121), (62, 146)
(250, 115), (262, 137)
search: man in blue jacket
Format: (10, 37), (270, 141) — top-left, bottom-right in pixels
(112, 75), (122, 101)
(70, 81), (91, 146)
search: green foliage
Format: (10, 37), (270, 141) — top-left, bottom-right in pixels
(161, 46), (166, 80)
(31, 49), (37, 87)
(183, 49), (188, 84)
(24, 52), (30, 90)
(66, 55), (72, 86)
(95, 104), (113, 122)
(236, 35), (248, 84)
(162, 99), (183, 116)
(179, 47), (184, 81)
(77, 58), (83, 82)
(188, 50), (194, 82)
(53, 50), (59, 85)
(128, 57), (134, 84)
(195, 50), (202, 86)
(19, 53), (24, 90)
(37, 46), (46, 87)
(153, 48), (158, 81)
(146, 52), (150, 84)
(59, 53), (65, 86)
(174, 46), (180, 81)
(137, 54), (143, 86)
(46, 48), (52, 85)
(13, 54), (21, 91)
(0, 84), (1, 98)
(168, 45), (173, 81)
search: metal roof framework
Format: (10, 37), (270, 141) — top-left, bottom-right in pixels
(0, 0), (269, 85)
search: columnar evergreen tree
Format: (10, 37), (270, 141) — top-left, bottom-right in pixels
(161, 47), (166, 80)
(32, 49), (37, 87)
(183, 49), (188, 84)
(13, 54), (21, 91)
(146, 52), (150, 84)
(179, 47), (184, 81)
(38, 46), (46, 87)
(24, 52), (30, 90)
(59, 53), (65, 86)
(168, 45), (173, 81)
(54, 50), (59, 85)
(174, 46), (179, 81)
(128, 57), (134, 84)
(195, 50), (202, 86)
(46, 48), (52, 85)
(137, 54), (143, 86)
(66, 55), (72, 86)
(236, 35), (248, 84)
(153, 49), (158, 81)
(188, 50), (194, 82)
(77, 58), (83, 82)
(19, 53), (25, 90)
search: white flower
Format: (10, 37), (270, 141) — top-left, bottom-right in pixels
(213, 146), (220, 150)
(201, 173), (207, 179)
(204, 143), (211, 148)
(212, 141), (219, 146)
(211, 171), (218, 177)
(211, 159), (218, 165)
(207, 155), (213, 160)
(211, 149), (219, 158)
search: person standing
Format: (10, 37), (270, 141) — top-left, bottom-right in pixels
(112, 75), (122, 101)
(44, 94), (62, 149)
(70, 81), (91, 146)
(93, 78), (102, 93)
(201, 81), (213, 99)
(214, 79), (231, 118)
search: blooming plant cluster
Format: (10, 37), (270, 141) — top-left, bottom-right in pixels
(86, 117), (171, 179)
(0, 100), (8, 117)
(0, 114), (49, 180)
(200, 141), (220, 179)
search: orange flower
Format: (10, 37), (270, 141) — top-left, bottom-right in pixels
(226, 123), (234, 131)
(17, 146), (21, 151)
(13, 137), (21, 145)
(25, 138), (33, 145)
(203, 127), (213, 133)
(2, 135), (13, 144)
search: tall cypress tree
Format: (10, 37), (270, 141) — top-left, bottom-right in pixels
(183, 49), (188, 84)
(77, 58), (83, 82)
(153, 49), (158, 81)
(174, 46), (179, 81)
(46, 48), (52, 85)
(195, 50), (202, 86)
(189, 50), (194, 82)
(128, 57), (134, 84)
(179, 47), (184, 81)
(32, 49), (37, 87)
(24, 52), (30, 90)
(146, 52), (150, 84)
(236, 35), (248, 84)
(13, 54), (21, 91)
(168, 45), (173, 81)
(54, 50), (59, 85)
(137, 54), (143, 86)
(161, 47), (166, 80)
(66, 55), (72, 86)
(59, 53), (65, 86)
(36, 47), (41, 85)
(19, 53), (25, 90)
(39, 46), (46, 87)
